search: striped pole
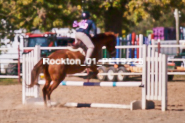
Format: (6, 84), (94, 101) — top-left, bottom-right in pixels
(158, 39), (161, 56)
(129, 34), (132, 58)
(64, 103), (131, 109)
(38, 80), (143, 87)
(132, 33), (136, 58)
(64, 100), (142, 110)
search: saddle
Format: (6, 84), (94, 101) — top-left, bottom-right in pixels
(67, 39), (88, 56)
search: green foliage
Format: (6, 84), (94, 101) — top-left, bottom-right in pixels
(129, 10), (176, 34)
(0, 0), (185, 37)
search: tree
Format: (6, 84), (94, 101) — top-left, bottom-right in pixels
(13, 0), (81, 31)
(1, 0), (185, 37)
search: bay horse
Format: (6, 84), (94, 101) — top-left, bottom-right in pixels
(28, 32), (117, 106)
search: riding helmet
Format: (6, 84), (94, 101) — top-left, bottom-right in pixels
(81, 11), (90, 19)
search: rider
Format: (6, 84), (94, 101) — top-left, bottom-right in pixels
(73, 11), (97, 66)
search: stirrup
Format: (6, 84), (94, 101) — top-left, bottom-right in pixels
(84, 59), (92, 67)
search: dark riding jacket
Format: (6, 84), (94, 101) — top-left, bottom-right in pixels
(74, 19), (97, 37)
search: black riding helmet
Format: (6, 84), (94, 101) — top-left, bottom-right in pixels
(81, 11), (90, 19)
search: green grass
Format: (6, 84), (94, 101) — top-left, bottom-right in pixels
(173, 75), (185, 80)
(0, 78), (21, 85)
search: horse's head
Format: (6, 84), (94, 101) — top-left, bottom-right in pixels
(96, 32), (117, 57)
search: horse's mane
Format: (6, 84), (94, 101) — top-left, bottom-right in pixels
(92, 32), (117, 41)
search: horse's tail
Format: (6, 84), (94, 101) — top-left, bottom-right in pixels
(27, 59), (43, 88)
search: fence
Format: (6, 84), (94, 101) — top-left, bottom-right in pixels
(22, 45), (167, 111)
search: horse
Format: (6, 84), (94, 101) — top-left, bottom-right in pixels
(28, 32), (118, 106)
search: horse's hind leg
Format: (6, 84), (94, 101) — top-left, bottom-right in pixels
(42, 64), (51, 106)
(42, 78), (51, 106)
(47, 73), (66, 107)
